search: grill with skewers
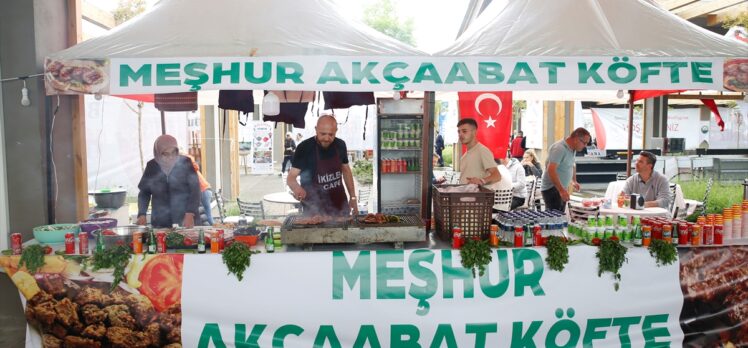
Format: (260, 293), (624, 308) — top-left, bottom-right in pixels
(281, 214), (425, 246)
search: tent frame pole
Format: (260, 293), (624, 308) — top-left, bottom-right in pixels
(626, 90), (634, 176)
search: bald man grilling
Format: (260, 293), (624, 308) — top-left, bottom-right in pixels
(287, 115), (357, 216)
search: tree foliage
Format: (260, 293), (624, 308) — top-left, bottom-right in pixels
(112, 0), (147, 26)
(722, 11), (748, 30)
(363, 0), (416, 46)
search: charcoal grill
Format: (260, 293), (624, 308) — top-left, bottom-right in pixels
(281, 214), (425, 247)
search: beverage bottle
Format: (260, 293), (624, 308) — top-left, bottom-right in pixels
(197, 229), (206, 254)
(266, 228), (275, 253)
(147, 228), (156, 253)
(633, 222), (643, 247)
(96, 230), (106, 253)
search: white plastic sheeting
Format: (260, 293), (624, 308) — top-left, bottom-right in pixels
(50, 0), (425, 59)
(437, 0), (748, 57)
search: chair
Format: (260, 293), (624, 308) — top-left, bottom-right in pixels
(213, 189), (227, 223)
(237, 198), (265, 220)
(692, 177), (714, 216)
(668, 183), (677, 213)
(567, 201), (600, 224)
(517, 176), (536, 210)
(358, 187), (371, 207)
(493, 188), (514, 212)
(450, 172), (461, 184)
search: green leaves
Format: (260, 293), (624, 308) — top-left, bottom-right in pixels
(545, 236), (569, 272)
(91, 245), (132, 292)
(648, 239), (678, 266)
(460, 239), (492, 278)
(165, 232), (185, 248)
(19, 245), (45, 274)
(222, 242), (259, 282)
(596, 239), (628, 291)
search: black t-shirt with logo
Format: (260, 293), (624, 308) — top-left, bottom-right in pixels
(291, 137), (349, 187)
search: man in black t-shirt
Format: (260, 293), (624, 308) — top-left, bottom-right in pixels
(287, 115), (358, 216)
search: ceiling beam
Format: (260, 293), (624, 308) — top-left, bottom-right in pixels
(706, 4), (748, 25)
(658, 0), (699, 10)
(81, 0), (114, 30)
(674, 0), (747, 19)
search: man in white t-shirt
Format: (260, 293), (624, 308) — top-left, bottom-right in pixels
(457, 118), (500, 187)
(500, 157), (527, 209)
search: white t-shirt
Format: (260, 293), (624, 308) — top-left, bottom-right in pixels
(459, 142), (496, 185)
(488, 165), (513, 192)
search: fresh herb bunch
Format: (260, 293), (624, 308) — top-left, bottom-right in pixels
(19, 245), (46, 274)
(648, 239), (678, 266)
(165, 232), (185, 248)
(460, 239), (492, 278)
(545, 236), (569, 272)
(596, 239), (628, 291)
(91, 245), (132, 292)
(222, 242), (259, 281)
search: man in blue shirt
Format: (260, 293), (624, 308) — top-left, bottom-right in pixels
(540, 127), (591, 212)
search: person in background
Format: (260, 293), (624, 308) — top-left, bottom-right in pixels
(457, 118), (500, 187)
(521, 149), (543, 178)
(540, 127), (591, 212)
(500, 156), (527, 209)
(509, 130), (527, 160)
(281, 132), (296, 175)
(137, 135), (200, 228)
(287, 115), (357, 216)
(188, 154), (214, 226)
(435, 131), (445, 166)
(622, 151), (671, 208)
(432, 153), (446, 185)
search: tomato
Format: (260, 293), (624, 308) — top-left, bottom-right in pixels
(183, 238), (193, 246)
(591, 237), (602, 246)
(138, 254), (184, 312)
(609, 236), (620, 242)
(43, 246), (53, 255)
(102, 230), (116, 236)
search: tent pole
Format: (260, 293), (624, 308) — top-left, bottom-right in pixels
(160, 111), (166, 135)
(626, 91), (634, 176)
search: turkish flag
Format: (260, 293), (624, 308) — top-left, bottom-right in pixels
(458, 92), (513, 159)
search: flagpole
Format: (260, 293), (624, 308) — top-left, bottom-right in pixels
(626, 91), (635, 176)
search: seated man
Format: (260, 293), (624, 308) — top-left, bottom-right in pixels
(622, 151), (671, 209)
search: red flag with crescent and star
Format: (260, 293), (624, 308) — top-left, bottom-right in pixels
(458, 92), (513, 159)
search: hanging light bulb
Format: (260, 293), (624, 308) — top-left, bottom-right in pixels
(20, 79), (30, 106)
(262, 91), (280, 116)
(616, 89), (625, 99)
(393, 90), (401, 100)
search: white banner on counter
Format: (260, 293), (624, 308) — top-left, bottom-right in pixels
(102, 56), (724, 94)
(181, 247), (684, 347)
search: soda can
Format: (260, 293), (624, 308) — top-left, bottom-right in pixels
(533, 225), (543, 246)
(79, 232), (89, 255)
(64, 233), (75, 254)
(662, 224), (672, 243)
(703, 224), (714, 245)
(489, 225), (499, 247)
(514, 226), (524, 248)
(678, 223), (689, 245)
(11, 233), (22, 255)
(156, 230), (167, 253)
(217, 229), (225, 251)
(452, 227), (462, 249)
(132, 231), (143, 254)
(691, 224), (702, 246)
(714, 224), (723, 245)
(642, 225), (652, 247)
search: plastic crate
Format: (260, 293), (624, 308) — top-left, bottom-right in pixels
(433, 184), (494, 241)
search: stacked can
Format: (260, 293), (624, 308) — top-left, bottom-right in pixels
(743, 201), (748, 237)
(732, 203), (742, 239)
(64, 233), (75, 254)
(714, 215), (724, 245)
(723, 208), (733, 240)
(678, 221), (689, 245)
(79, 232), (89, 254)
(704, 215), (715, 245)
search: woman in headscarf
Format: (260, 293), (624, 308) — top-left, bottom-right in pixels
(136, 135), (200, 228)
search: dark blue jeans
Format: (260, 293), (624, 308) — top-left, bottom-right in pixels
(541, 187), (566, 212)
